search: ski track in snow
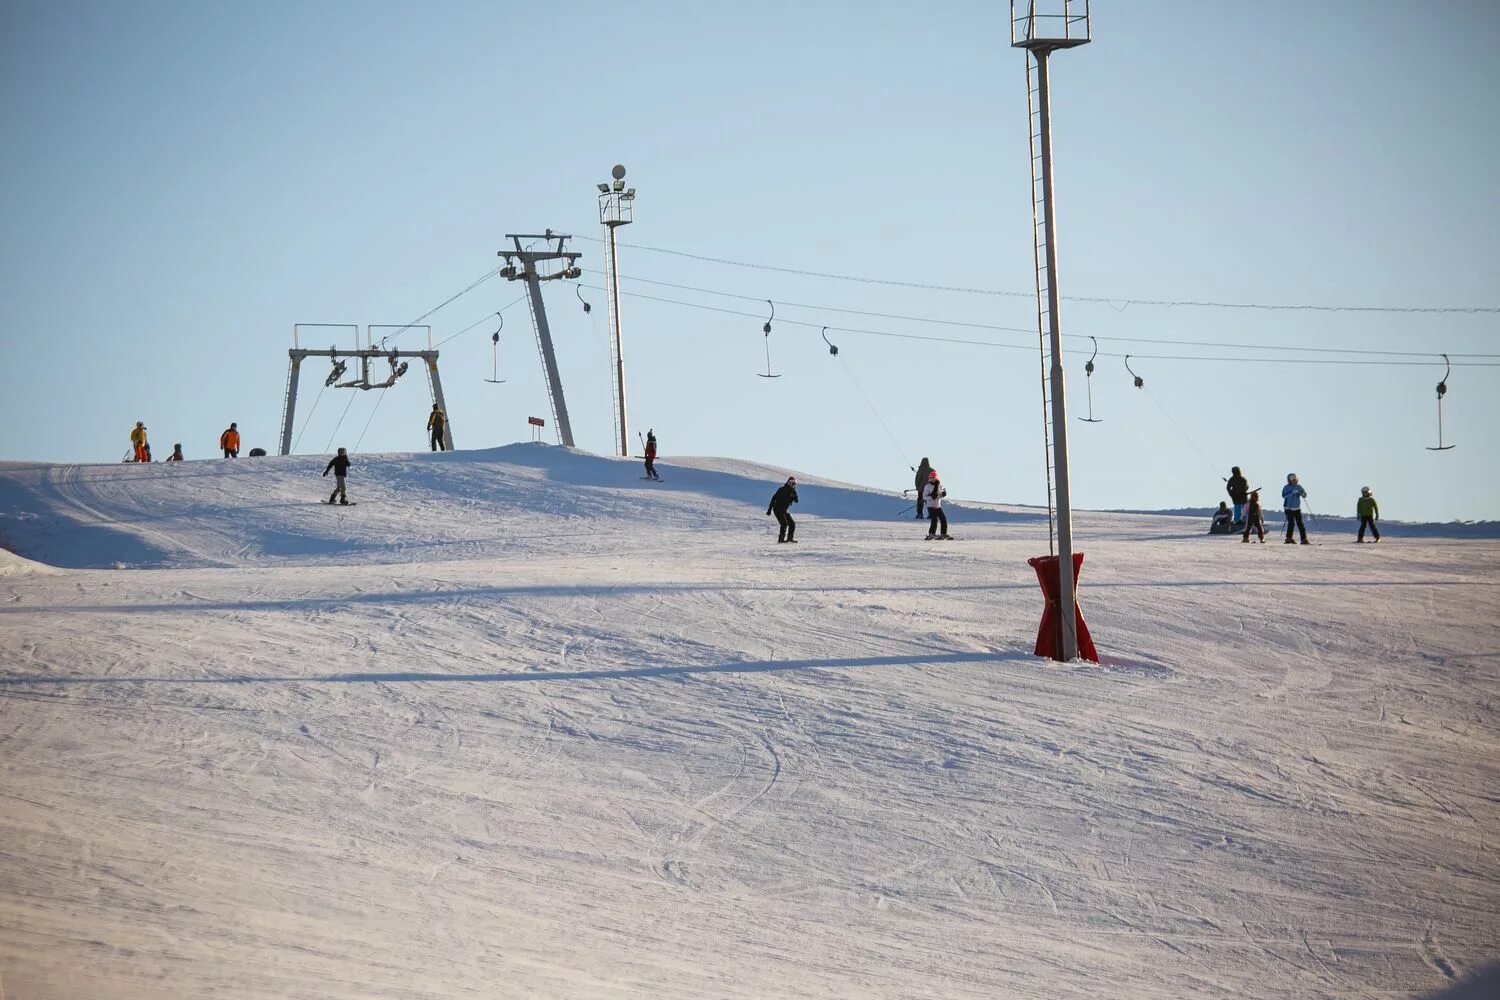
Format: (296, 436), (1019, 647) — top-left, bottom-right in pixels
(0, 444), (1497, 999)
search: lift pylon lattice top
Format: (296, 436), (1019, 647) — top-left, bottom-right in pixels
(1011, 0), (1091, 50)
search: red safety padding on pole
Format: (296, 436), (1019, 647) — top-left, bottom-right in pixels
(1026, 553), (1099, 662)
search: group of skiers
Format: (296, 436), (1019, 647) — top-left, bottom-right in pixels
(126, 421), (246, 462)
(1219, 466), (1381, 544)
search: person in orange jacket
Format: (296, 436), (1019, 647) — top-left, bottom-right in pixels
(130, 421), (148, 462)
(220, 422), (240, 458)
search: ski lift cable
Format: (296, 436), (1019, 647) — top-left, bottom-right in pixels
(577, 284), (1500, 367)
(324, 389), (362, 455)
(377, 264), (508, 351)
(290, 380), (328, 454)
(1142, 385), (1221, 476)
(434, 294), (529, 349)
(609, 271), (1500, 359)
(836, 354), (910, 469)
(574, 235), (1500, 314)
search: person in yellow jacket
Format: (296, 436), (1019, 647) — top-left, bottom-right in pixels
(219, 422), (240, 458)
(130, 422), (148, 462)
(427, 404), (448, 452)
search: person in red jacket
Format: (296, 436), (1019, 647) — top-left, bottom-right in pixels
(644, 429), (660, 480)
(219, 422), (240, 458)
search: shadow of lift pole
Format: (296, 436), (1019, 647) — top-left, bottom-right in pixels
(1013, 1), (1097, 662)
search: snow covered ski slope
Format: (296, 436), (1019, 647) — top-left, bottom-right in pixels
(1, 444), (1496, 999)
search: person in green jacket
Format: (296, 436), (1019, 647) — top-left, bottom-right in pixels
(1356, 486), (1380, 543)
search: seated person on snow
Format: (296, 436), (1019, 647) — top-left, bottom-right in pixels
(1209, 501), (1235, 534)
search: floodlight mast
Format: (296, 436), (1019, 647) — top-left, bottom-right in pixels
(598, 164), (635, 459)
(499, 231), (581, 448)
(1012, 0), (1090, 661)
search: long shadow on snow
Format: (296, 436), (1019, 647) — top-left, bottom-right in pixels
(3, 577), (1487, 617)
(0, 650), (1028, 686)
(391, 443), (1043, 526)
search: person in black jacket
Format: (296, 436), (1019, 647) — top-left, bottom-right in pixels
(323, 447), (352, 504)
(766, 476), (799, 543)
(913, 457), (931, 518)
(1225, 466), (1249, 525)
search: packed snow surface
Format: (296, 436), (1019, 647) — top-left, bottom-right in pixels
(1, 444), (1496, 999)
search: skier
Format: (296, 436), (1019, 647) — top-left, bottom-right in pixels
(427, 405), (448, 452)
(914, 457), (932, 518)
(1225, 466), (1249, 525)
(166, 443), (185, 462)
(924, 469), (950, 540)
(1241, 489), (1266, 543)
(1356, 486), (1381, 543)
(1282, 473), (1309, 545)
(323, 447), (353, 505)
(219, 422), (240, 458)
(130, 421), (148, 463)
(644, 429), (660, 480)
(1209, 502), (1234, 534)
(766, 476), (799, 543)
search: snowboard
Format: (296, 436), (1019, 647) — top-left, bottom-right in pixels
(322, 500), (357, 506)
(640, 477), (664, 482)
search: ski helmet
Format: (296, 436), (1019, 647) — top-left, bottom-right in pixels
(1361, 486), (1371, 495)
(786, 476), (796, 485)
(929, 470), (938, 479)
(1287, 473), (1298, 483)
(338, 447), (347, 455)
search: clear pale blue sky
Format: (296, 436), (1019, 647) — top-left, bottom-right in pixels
(3, 1), (1497, 521)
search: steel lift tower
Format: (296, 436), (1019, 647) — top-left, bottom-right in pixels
(278, 324), (450, 456)
(499, 232), (582, 448)
(1013, 1), (1092, 661)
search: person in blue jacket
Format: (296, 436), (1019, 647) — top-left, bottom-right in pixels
(1281, 473), (1309, 545)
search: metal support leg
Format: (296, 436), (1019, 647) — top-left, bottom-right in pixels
(279, 354), (302, 456)
(428, 359), (454, 450)
(526, 273), (575, 448)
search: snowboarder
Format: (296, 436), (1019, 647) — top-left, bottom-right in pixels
(323, 447), (352, 504)
(924, 469), (950, 540)
(427, 405), (448, 452)
(130, 421), (148, 463)
(1209, 501), (1234, 534)
(1282, 473), (1309, 545)
(219, 422), (240, 458)
(644, 429), (660, 480)
(166, 443), (185, 462)
(1225, 466), (1249, 524)
(1241, 489), (1266, 543)
(766, 476), (799, 543)
(914, 457), (932, 518)
(1356, 486), (1381, 543)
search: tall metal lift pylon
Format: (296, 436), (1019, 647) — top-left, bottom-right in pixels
(499, 232), (582, 448)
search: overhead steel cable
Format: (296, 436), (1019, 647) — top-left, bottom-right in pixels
(603, 271), (1500, 360)
(577, 283), (1500, 367)
(575, 234), (1500, 315)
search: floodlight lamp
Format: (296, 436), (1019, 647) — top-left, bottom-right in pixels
(597, 183), (610, 193)
(623, 188), (635, 198)
(612, 179), (625, 192)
